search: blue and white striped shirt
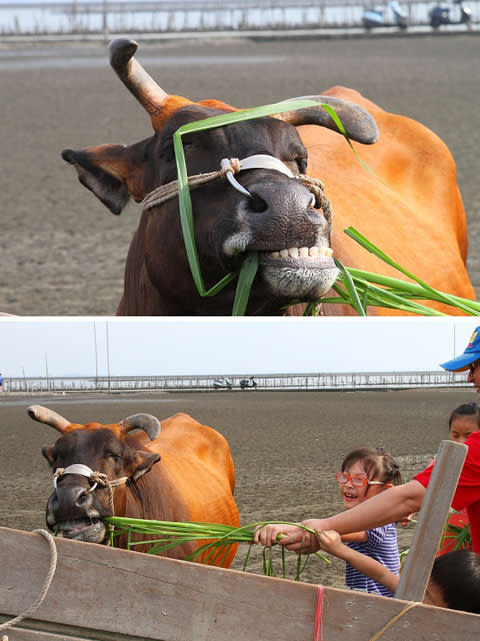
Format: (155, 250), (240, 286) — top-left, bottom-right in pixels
(345, 523), (399, 597)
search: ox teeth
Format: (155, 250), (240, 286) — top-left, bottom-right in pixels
(268, 246), (333, 259)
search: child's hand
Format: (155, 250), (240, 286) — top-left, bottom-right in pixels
(253, 523), (301, 548)
(315, 530), (344, 555)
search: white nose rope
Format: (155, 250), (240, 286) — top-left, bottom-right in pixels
(54, 464), (97, 490)
(53, 464), (128, 494)
(220, 154), (294, 197)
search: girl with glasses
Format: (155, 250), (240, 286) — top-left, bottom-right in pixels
(333, 446), (403, 596)
(254, 446), (403, 597)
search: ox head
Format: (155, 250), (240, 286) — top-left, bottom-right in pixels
(29, 404), (161, 544)
(62, 39), (379, 314)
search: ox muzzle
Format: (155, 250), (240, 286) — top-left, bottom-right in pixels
(46, 464), (127, 544)
(143, 154), (339, 303)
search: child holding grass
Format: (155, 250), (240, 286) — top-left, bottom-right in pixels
(256, 446), (403, 597)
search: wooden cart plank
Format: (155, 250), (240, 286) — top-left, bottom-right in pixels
(396, 440), (468, 601)
(1, 627), (95, 641)
(1, 527), (479, 641)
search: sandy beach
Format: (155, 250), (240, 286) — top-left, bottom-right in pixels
(1, 386), (474, 587)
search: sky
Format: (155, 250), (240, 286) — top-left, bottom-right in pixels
(0, 317), (477, 378)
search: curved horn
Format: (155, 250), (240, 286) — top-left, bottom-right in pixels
(109, 38), (168, 116)
(279, 95), (379, 145)
(27, 405), (71, 433)
(120, 413), (161, 441)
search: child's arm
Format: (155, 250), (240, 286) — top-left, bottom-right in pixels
(340, 531), (368, 543)
(316, 530), (399, 594)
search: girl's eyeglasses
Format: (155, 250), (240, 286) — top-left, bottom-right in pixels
(335, 472), (385, 488)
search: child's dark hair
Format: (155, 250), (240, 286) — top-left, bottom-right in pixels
(430, 550), (480, 614)
(448, 402), (480, 429)
(341, 446), (403, 487)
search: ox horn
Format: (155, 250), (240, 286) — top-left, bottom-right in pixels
(109, 38), (168, 116)
(120, 413), (161, 441)
(279, 95), (379, 145)
(27, 405), (71, 433)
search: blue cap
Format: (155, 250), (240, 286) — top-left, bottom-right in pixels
(440, 326), (480, 372)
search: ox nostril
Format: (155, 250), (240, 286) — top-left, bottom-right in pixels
(75, 489), (91, 508)
(248, 193), (268, 214)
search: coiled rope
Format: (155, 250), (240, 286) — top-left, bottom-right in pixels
(0, 529), (57, 637)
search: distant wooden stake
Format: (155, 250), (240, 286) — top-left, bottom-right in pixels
(395, 440), (467, 601)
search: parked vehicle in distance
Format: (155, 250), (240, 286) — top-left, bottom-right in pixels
(240, 377), (257, 390)
(362, 1), (408, 29)
(213, 377), (233, 389)
(429, 0), (472, 29)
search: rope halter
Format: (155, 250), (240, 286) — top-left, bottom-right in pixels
(141, 153), (332, 224)
(53, 464), (128, 515)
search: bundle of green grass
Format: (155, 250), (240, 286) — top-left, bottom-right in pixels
(105, 516), (330, 580)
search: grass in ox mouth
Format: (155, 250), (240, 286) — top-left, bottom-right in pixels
(105, 516), (330, 581)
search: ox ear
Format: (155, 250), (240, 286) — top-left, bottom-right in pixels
(131, 452), (161, 481)
(61, 145), (132, 216)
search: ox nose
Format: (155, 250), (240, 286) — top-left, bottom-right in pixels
(49, 484), (94, 518)
(243, 178), (330, 246)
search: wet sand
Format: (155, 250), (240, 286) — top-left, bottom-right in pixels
(0, 386), (474, 587)
(1, 34), (480, 314)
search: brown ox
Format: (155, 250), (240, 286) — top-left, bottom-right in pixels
(29, 405), (239, 567)
(62, 38), (475, 315)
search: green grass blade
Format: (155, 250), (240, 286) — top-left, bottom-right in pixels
(334, 258), (366, 316)
(232, 252), (259, 316)
(344, 227), (478, 314)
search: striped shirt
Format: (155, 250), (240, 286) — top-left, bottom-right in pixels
(345, 523), (399, 597)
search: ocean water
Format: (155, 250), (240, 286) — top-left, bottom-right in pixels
(1, 0), (474, 34)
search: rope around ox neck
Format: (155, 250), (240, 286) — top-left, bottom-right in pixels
(141, 154), (332, 224)
(0, 529), (57, 636)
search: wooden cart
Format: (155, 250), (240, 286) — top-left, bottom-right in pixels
(1, 441), (478, 641)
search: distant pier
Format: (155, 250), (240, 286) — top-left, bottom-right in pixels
(0, 0), (478, 36)
(3, 370), (470, 393)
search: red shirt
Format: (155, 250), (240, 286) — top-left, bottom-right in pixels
(414, 431), (480, 554)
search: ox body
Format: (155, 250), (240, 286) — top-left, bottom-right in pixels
(29, 405), (239, 567)
(62, 39), (475, 315)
